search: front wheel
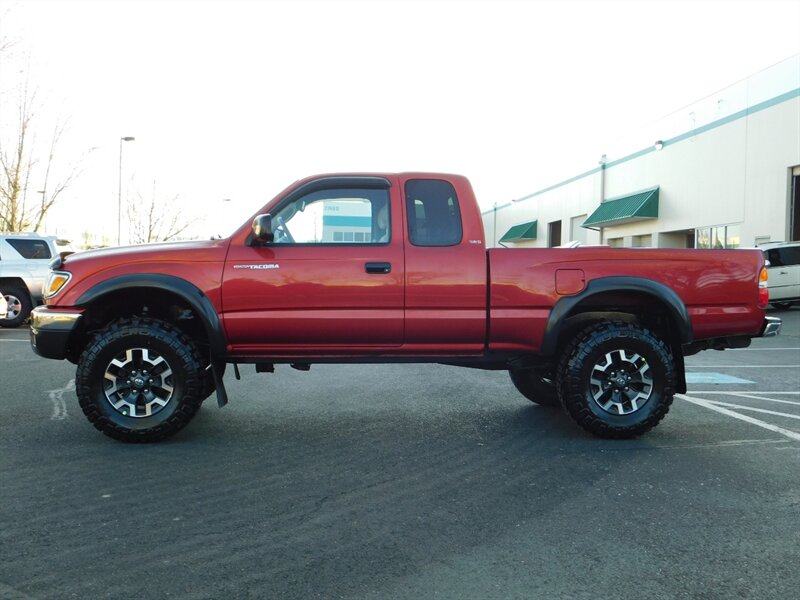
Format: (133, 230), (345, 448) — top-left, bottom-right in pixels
(557, 321), (676, 439)
(76, 318), (205, 442)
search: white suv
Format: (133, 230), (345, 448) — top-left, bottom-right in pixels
(0, 233), (73, 327)
(761, 241), (800, 309)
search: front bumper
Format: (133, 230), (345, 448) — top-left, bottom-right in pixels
(30, 306), (84, 360)
(760, 316), (782, 337)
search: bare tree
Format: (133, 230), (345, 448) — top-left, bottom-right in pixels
(0, 33), (91, 232)
(0, 78), (35, 232)
(127, 181), (197, 244)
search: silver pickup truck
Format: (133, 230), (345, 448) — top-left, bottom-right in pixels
(0, 234), (72, 328)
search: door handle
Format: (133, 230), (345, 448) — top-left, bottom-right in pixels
(365, 262), (391, 274)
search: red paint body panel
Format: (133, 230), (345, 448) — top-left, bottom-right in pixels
(53, 239), (229, 314)
(47, 173), (768, 363)
(488, 247), (765, 351)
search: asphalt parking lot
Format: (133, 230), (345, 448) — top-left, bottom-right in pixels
(1, 309), (799, 600)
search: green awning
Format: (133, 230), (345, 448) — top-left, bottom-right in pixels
(499, 220), (537, 243)
(583, 187), (659, 228)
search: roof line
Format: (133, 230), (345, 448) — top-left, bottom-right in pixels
(482, 86), (800, 216)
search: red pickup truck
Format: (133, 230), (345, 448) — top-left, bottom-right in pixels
(30, 173), (781, 442)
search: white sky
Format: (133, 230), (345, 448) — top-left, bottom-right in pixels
(2, 0), (800, 241)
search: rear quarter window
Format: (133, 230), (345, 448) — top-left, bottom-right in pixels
(5, 239), (52, 259)
(404, 179), (462, 247)
(766, 247), (800, 267)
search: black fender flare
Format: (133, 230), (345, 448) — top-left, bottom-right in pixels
(76, 273), (227, 358)
(541, 276), (693, 357)
(76, 273), (230, 406)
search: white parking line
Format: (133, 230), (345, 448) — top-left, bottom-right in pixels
(47, 379), (74, 420)
(685, 365), (798, 368)
(0, 340), (30, 342)
(704, 400), (800, 420)
(677, 394), (800, 442)
(724, 393), (800, 407)
(690, 392), (800, 395)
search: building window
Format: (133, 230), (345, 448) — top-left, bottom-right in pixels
(633, 234), (652, 247)
(607, 237), (624, 248)
(695, 224), (741, 249)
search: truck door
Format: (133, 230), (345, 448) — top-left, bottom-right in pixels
(222, 178), (404, 352)
(400, 177), (487, 352)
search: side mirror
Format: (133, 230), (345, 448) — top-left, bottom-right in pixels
(251, 214), (274, 244)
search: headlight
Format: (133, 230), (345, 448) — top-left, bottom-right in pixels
(44, 271), (72, 299)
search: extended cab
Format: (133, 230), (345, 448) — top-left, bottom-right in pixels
(30, 173), (781, 442)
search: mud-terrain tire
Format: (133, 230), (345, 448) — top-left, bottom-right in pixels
(557, 321), (675, 439)
(76, 317), (204, 442)
(508, 368), (559, 406)
(1, 284), (32, 328)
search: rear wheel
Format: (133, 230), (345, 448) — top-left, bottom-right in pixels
(508, 368), (559, 406)
(771, 302), (793, 310)
(557, 321), (675, 439)
(1, 284), (32, 328)
(76, 317), (205, 442)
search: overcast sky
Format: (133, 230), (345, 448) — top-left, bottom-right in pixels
(2, 0), (799, 241)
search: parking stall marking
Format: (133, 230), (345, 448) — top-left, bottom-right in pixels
(727, 348), (800, 351)
(684, 373), (754, 384)
(690, 392), (800, 395)
(703, 399), (800, 421)
(685, 365), (799, 368)
(46, 379), (74, 421)
(714, 392), (800, 407)
(677, 394), (800, 442)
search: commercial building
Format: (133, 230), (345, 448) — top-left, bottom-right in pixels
(484, 55), (800, 249)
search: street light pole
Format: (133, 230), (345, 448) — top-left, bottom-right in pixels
(118, 136), (135, 245)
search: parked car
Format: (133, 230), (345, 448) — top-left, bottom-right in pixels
(0, 291), (7, 320)
(1, 233), (73, 327)
(760, 241), (800, 309)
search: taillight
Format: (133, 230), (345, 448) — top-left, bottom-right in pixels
(758, 267), (769, 308)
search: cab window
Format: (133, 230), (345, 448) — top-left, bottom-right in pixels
(271, 188), (390, 245)
(6, 238), (52, 259)
(405, 179), (462, 247)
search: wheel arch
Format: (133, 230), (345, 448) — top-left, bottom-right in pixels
(73, 274), (227, 361)
(541, 277), (692, 393)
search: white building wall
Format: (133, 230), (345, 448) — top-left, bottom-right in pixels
(743, 98), (800, 242)
(486, 56), (800, 249)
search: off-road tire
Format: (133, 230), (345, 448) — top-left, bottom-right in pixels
(508, 368), (559, 406)
(76, 317), (205, 442)
(557, 321), (675, 439)
(1, 284), (33, 328)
